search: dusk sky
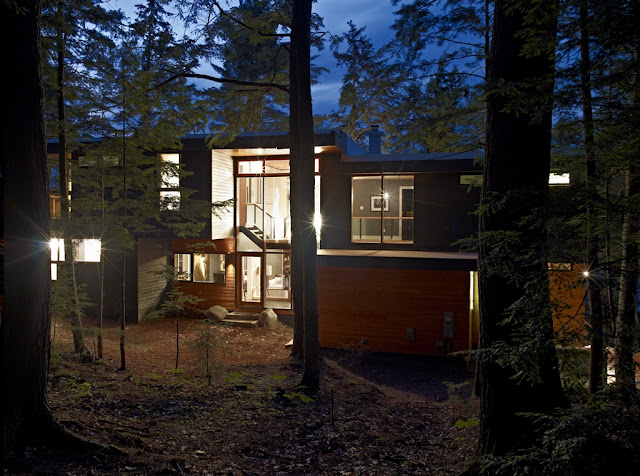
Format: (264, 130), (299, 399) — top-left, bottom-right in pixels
(109, 0), (400, 116)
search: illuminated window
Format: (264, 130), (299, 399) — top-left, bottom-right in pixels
(73, 239), (101, 262)
(193, 253), (226, 284)
(159, 153), (180, 210)
(549, 173), (570, 185)
(174, 253), (192, 281)
(50, 238), (65, 262)
(351, 175), (414, 244)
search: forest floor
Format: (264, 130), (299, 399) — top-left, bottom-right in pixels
(6, 315), (479, 475)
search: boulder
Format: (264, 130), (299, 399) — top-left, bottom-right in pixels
(258, 309), (278, 329)
(205, 305), (228, 322)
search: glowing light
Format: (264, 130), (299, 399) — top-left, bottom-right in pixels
(582, 270), (590, 277)
(50, 238), (65, 261)
(314, 212), (322, 233)
(74, 238), (101, 262)
(51, 263), (58, 280)
(549, 173), (570, 185)
(383, 192), (389, 200)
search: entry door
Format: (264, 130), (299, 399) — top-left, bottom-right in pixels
(238, 254), (263, 307)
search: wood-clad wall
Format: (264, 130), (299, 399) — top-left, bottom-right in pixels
(549, 267), (587, 346)
(318, 266), (471, 356)
(171, 238), (236, 311)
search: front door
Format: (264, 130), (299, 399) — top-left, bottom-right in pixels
(238, 253), (263, 307)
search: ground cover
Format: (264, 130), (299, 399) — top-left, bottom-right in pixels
(6, 316), (479, 475)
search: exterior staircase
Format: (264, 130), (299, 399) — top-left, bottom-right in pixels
(222, 311), (260, 328)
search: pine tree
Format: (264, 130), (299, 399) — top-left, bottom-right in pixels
(477, 0), (566, 456)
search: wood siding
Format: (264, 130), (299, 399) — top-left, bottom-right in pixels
(318, 266), (471, 356)
(549, 267), (587, 346)
(211, 150), (234, 239)
(172, 238), (236, 311)
(137, 238), (170, 320)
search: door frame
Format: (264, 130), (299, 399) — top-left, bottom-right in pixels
(236, 252), (264, 308)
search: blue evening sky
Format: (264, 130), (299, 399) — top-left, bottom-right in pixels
(108, 0), (399, 115)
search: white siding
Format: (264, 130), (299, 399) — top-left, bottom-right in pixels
(211, 150), (234, 239)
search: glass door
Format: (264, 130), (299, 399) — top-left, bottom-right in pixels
(238, 254), (263, 307)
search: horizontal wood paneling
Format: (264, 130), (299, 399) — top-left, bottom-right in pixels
(549, 268), (587, 345)
(318, 267), (471, 356)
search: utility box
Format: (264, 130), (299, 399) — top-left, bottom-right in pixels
(407, 327), (415, 341)
(443, 312), (454, 339)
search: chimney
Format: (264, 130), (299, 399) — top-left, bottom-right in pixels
(366, 125), (384, 154)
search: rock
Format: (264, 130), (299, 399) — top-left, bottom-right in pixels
(258, 309), (278, 329)
(205, 305), (228, 322)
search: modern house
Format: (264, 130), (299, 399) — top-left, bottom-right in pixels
(47, 128), (585, 356)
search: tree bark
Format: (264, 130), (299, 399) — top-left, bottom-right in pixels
(615, 167), (639, 393)
(614, 0), (640, 395)
(1, 0), (100, 457)
(579, 0), (606, 393)
(477, 0), (565, 456)
(289, 0), (319, 390)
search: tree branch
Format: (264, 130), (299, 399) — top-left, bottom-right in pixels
(211, 0), (290, 38)
(155, 72), (289, 93)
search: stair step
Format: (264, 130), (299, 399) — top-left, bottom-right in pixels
(222, 318), (259, 328)
(227, 312), (260, 320)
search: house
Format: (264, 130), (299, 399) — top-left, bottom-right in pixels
(47, 128), (585, 356)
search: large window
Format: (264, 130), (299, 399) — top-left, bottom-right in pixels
(351, 175), (414, 244)
(174, 252), (226, 284)
(236, 158), (320, 251)
(159, 153), (180, 210)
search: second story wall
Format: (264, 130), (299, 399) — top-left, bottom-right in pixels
(320, 155), (481, 252)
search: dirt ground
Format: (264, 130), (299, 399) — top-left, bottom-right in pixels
(6, 315), (479, 475)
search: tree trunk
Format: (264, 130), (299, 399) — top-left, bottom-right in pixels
(614, 0), (640, 395)
(477, 0), (565, 456)
(615, 167), (639, 393)
(55, 0), (88, 356)
(290, 0), (319, 390)
(579, 0), (606, 393)
(2, 0), (99, 456)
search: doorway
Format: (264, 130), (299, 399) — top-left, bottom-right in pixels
(238, 254), (263, 307)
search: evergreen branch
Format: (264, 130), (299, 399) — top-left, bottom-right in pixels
(211, 0), (290, 38)
(154, 72), (289, 93)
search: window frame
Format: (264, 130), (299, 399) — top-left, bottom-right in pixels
(351, 174), (415, 245)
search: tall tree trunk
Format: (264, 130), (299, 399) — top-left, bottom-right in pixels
(56, 0), (88, 356)
(477, 0), (565, 456)
(580, 0), (606, 393)
(290, 0), (319, 390)
(2, 0), (99, 456)
(615, 167), (639, 392)
(614, 0), (640, 395)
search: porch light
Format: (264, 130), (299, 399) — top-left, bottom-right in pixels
(383, 192), (389, 200)
(582, 270), (590, 277)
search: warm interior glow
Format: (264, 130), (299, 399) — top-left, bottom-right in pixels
(50, 238), (65, 261)
(549, 173), (570, 185)
(74, 238), (101, 262)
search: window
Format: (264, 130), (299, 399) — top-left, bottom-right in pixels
(50, 238), (65, 280)
(193, 253), (226, 283)
(351, 175), (414, 244)
(159, 153), (180, 210)
(174, 253), (226, 283)
(174, 253), (192, 281)
(73, 239), (101, 262)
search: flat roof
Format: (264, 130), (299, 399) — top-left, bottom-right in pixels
(317, 249), (478, 260)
